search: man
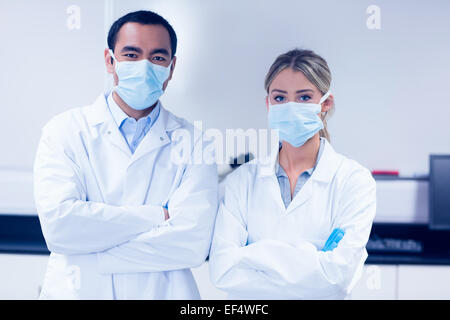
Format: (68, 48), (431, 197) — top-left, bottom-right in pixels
(33, 10), (218, 299)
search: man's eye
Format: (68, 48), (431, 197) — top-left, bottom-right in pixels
(153, 56), (166, 61)
(124, 53), (138, 58)
(274, 96), (285, 102)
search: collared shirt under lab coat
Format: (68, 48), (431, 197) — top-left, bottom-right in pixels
(209, 137), (376, 299)
(107, 93), (159, 154)
(276, 138), (324, 208)
(33, 93), (218, 299)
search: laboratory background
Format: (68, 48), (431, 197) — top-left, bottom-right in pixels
(1, 0), (450, 299)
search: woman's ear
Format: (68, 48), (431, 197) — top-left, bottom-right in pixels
(266, 96), (269, 111)
(321, 94), (334, 113)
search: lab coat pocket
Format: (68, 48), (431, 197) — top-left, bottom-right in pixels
(40, 253), (78, 299)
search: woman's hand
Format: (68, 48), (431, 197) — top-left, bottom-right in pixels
(322, 228), (345, 251)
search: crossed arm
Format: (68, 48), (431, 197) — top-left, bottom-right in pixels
(34, 124), (218, 273)
(208, 168), (376, 299)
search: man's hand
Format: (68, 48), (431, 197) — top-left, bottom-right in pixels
(163, 206), (170, 220)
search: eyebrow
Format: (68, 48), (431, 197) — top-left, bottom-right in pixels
(150, 48), (170, 57)
(120, 46), (171, 58)
(271, 89), (315, 94)
(120, 46), (143, 54)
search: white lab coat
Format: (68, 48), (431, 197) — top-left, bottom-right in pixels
(33, 93), (218, 299)
(209, 138), (376, 299)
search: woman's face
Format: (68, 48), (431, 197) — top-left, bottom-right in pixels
(266, 68), (333, 112)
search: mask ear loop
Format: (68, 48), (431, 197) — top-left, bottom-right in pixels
(319, 90), (331, 104)
(109, 49), (116, 62)
(108, 49), (119, 92)
(319, 90), (332, 117)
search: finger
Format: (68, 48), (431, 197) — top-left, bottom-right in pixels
(334, 232), (344, 243)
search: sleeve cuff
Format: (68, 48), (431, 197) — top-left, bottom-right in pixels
(136, 204), (166, 228)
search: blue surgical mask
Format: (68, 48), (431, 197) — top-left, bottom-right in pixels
(109, 49), (172, 110)
(268, 91), (331, 147)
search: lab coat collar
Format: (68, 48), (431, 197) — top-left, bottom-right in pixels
(86, 93), (182, 132)
(312, 139), (344, 183)
(257, 137), (343, 184)
(85, 94), (109, 127)
(129, 100), (181, 163)
(85, 93), (182, 161)
(106, 92), (161, 131)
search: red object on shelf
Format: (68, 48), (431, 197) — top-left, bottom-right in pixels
(371, 170), (399, 176)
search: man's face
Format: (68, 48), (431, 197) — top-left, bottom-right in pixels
(104, 22), (176, 91)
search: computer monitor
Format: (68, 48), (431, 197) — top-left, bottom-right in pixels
(429, 155), (450, 229)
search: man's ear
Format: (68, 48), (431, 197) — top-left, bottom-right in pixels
(162, 56), (177, 91)
(104, 48), (114, 74)
(168, 56), (177, 81)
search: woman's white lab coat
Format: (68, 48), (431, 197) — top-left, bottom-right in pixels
(33, 94), (218, 299)
(209, 138), (376, 299)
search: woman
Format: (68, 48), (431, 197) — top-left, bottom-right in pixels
(209, 49), (376, 299)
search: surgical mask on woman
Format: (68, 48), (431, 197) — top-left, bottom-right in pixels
(109, 49), (172, 110)
(268, 91), (331, 147)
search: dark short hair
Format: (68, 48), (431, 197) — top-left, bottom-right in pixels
(107, 10), (177, 58)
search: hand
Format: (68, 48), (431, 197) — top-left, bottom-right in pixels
(322, 228), (345, 252)
(163, 206), (170, 220)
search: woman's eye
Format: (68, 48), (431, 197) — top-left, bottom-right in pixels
(274, 95), (285, 102)
(299, 95), (311, 102)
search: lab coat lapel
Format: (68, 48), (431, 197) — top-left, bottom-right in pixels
(104, 120), (132, 157)
(311, 139), (343, 184)
(129, 105), (180, 166)
(270, 174), (291, 212)
(286, 138), (343, 213)
(287, 177), (313, 212)
(85, 93), (132, 157)
(121, 105), (182, 205)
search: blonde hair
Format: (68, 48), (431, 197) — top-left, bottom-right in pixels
(264, 49), (334, 142)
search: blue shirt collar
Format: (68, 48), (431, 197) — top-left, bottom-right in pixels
(275, 138), (325, 178)
(106, 92), (160, 129)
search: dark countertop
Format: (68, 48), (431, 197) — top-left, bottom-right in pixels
(367, 254), (450, 265)
(0, 238), (49, 255)
(2, 215), (450, 265)
(0, 214), (49, 255)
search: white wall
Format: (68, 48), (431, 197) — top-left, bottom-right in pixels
(1, 0), (449, 215)
(0, 0), (106, 213)
(113, 0), (450, 176)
